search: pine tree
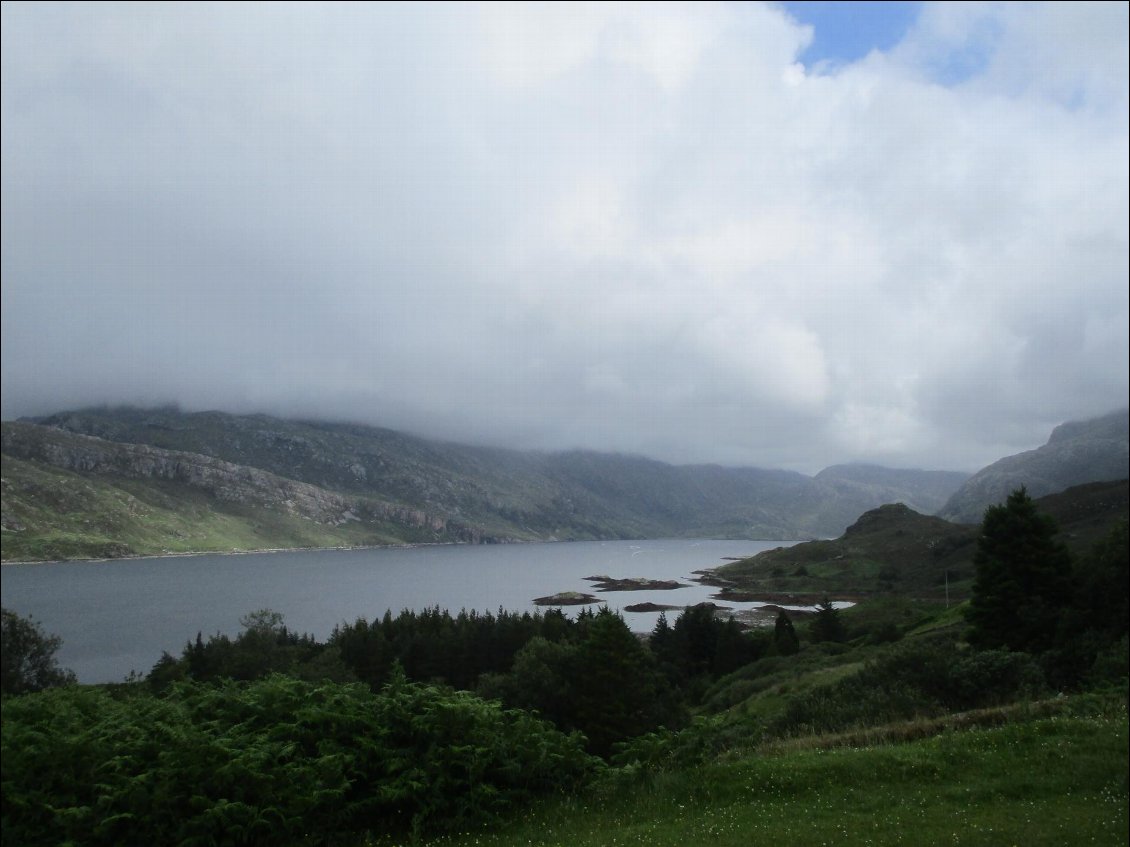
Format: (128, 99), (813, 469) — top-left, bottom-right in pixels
(571, 609), (673, 755)
(774, 610), (800, 656)
(810, 599), (847, 643)
(966, 487), (1073, 653)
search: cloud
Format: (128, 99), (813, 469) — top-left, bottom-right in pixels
(2, 1), (1126, 474)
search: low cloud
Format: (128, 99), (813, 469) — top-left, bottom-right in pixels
(2, 2), (1126, 473)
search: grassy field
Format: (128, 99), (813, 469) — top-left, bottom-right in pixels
(408, 705), (1127, 847)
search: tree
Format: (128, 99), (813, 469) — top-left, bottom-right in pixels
(477, 636), (576, 729)
(671, 604), (723, 677)
(1072, 518), (1129, 641)
(1, 608), (76, 695)
(1042, 519), (1130, 688)
(965, 488), (1073, 653)
(649, 612), (675, 661)
(774, 610), (800, 656)
(571, 609), (679, 756)
(810, 600), (847, 644)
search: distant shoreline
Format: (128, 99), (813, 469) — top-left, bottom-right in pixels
(1, 536), (772, 567)
(0, 539), (497, 567)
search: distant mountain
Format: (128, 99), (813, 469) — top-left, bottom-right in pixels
(1, 407), (972, 561)
(713, 478), (1129, 601)
(812, 464), (969, 532)
(938, 409), (1129, 524)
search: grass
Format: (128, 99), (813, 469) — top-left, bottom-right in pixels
(405, 707), (1128, 847)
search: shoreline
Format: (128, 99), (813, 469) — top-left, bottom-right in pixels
(0, 539), (503, 567)
(3, 536), (779, 567)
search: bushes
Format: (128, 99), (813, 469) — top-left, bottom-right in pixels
(1, 674), (597, 846)
(0, 608), (75, 695)
(771, 640), (1046, 737)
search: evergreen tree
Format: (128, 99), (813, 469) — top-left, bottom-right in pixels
(966, 487), (1073, 653)
(672, 604), (722, 677)
(711, 618), (754, 676)
(649, 612), (677, 668)
(774, 610), (800, 656)
(571, 609), (677, 755)
(810, 600), (847, 644)
(1073, 518), (1129, 641)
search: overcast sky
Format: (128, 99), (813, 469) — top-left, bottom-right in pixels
(2, 2), (1127, 474)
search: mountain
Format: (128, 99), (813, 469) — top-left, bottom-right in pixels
(1, 421), (500, 562)
(938, 409), (1129, 524)
(712, 478), (1129, 601)
(812, 464), (969, 531)
(1, 406), (972, 561)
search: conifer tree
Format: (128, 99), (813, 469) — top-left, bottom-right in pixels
(810, 600), (847, 643)
(966, 487), (1073, 653)
(572, 609), (673, 755)
(774, 610), (800, 655)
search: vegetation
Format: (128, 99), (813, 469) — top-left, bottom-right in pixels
(2, 487), (1126, 845)
(714, 502), (981, 599)
(0, 453), (451, 562)
(713, 479), (1128, 602)
(1, 674), (595, 846)
(966, 487), (1073, 653)
(0, 608), (76, 695)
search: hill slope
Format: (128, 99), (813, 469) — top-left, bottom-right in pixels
(938, 409), (1129, 524)
(1, 406), (973, 560)
(1, 422), (496, 561)
(712, 479), (1129, 601)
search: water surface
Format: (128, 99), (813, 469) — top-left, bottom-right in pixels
(2, 539), (796, 683)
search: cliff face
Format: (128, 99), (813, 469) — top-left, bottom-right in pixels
(1, 423), (488, 546)
(938, 410), (1129, 524)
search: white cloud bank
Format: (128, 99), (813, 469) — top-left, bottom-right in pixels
(2, 1), (1126, 473)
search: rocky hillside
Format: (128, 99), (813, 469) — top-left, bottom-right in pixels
(938, 409), (1129, 524)
(712, 478), (1129, 601)
(1, 407), (976, 560)
(1, 422), (496, 562)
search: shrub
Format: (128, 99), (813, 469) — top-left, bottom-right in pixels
(770, 640), (1046, 737)
(1, 674), (597, 845)
(0, 608), (75, 696)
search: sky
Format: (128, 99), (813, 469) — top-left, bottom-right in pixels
(2, 2), (1127, 475)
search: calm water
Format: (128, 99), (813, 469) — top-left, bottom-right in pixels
(1, 539), (797, 683)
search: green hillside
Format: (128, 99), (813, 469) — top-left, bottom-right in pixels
(712, 479), (1129, 602)
(0, 453), (419, 562)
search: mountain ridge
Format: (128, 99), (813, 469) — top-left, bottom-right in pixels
(3, 406), (970, 561)
(938, 409), (1129, 524)
(6, 405), (1125, 564)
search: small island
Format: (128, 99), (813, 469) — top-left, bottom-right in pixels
(531, 591), (600, 606)
(690, 569), (739, 589)
(621, 602), (682, 613)
(584, 575), (687, 592)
